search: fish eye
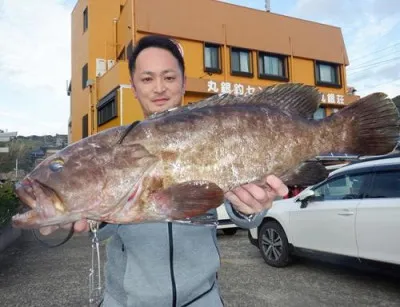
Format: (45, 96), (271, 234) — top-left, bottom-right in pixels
(49, 159), (64, 172)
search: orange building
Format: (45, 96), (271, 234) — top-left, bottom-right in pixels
(68, 0), (358, 143)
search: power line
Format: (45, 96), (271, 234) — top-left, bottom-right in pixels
(349, 41), (400, 63)
(348, 50), (400, 70)
(347, 56), (400, 76)
(358, 78), (400, 93)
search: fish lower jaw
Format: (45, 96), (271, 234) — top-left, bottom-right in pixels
(11, 209), (82, 229)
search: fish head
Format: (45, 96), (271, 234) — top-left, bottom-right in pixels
(12, 127), (157, 228)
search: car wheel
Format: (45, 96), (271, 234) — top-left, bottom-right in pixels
(223, 228), (238, 236)
(258, 221), (290, 267)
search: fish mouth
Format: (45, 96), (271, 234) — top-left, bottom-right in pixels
(14, 179), (37, 209)
(12, 178), (66, 229)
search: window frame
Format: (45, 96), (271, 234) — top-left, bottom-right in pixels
(230, 47), (253, 77)
(97, 89), (118, 126)
(82, 63), (88, 89)
(126, 40), (133, 61)
(82, 114), (88, 138)
(83, 7), (88, 33)
(118, 47), (126, 61)
(203, 43), (222, 74)
(257, 51), (289, 82)
(315, 60), (341, 88)
(313, 107), (326, 120)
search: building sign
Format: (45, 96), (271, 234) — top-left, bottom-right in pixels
(320, 93), (345, 105)
(207, 80), (346, 105)
(207, 80), (257, 96)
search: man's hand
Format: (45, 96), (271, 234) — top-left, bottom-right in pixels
(39, 219), (90, 235)
(225, 175), (288, 215)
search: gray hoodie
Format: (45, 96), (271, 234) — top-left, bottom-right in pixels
(97, 200), (265, 307)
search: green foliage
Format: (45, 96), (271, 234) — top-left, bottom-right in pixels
(0, 181), (19, 227)
(0, 138), (39, 173)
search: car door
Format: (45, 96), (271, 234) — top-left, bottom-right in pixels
(290, 172), (370, 257)
(356, 167), (400, 265)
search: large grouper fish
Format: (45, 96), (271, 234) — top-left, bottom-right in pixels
(12, 83), (400, 229)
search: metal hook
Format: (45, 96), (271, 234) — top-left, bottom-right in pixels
(88, 220), (103, 305)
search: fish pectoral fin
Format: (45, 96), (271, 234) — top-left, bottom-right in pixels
(151, 181), (224, 220)
(280, 161), (329, 187)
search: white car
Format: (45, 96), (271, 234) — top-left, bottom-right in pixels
(216, 204), (239, 235)
(248, 153), (400, 267)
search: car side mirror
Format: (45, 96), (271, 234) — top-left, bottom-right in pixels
(297, 190), (316, 208)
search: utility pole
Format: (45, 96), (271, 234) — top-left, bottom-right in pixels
(265, 0), (271, 12)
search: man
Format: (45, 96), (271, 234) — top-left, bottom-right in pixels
(47, 35), (288, 306)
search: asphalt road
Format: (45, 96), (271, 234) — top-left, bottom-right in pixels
(0, 229), (399, 307)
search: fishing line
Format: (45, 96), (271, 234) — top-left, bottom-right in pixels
(31, 223), (75, 248)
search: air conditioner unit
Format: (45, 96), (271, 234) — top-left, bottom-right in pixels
(96, 58), (107, 77)
(107, 59), (116, 70)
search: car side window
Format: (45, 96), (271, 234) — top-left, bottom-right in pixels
(366, 170), (400, 199)
(313, 174), (367, 201)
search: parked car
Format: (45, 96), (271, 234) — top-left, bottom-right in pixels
(217, 204), (239, 235)
(248, 153), (400, 267)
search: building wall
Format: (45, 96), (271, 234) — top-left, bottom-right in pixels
(70, 0), (89, 143)
(95, 61), (145, 132)
(70, 0), (123, 142)
(291, 58), (315, 85)
(134, 0), (348, 65)
(117, 0), (134, 58)
(70, 0), (358, 144)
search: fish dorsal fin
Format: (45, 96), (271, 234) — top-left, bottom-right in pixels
(147, 83), (321, 120)
(247, 83), (321, 119)
(194, 83), (321, 119)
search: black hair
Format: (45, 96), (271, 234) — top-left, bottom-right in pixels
(128, 35), (185, 77)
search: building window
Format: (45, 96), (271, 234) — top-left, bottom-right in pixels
(315, 61), (341, 88)
(127, 40), (133, 60)
(204, 43), (221, 73)
(313, 107), (326, 120)
(97, 91), (118, 126)
(83, 7), (88, 32)
(82, 63), (88, 89)
(258, 52), (288, 81)
(231, 48), (252, 77)
(82, 114), (88, 138)
(118, 47), (126, 61)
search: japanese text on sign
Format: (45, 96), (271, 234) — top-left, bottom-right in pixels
(207, 80), (258, 96)
(321, 93), (345, 105)
(207, 80), (346, 104)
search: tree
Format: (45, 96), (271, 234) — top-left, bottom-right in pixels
(0, 139), (36, 173)
(0, 181), (19, 226)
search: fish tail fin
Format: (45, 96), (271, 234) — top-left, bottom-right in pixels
(323, 92), (400, 156)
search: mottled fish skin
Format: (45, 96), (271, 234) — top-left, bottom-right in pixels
(12, 83), (400, 228)
(134, 105), (318, 189)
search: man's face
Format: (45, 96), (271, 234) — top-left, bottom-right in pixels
(131, 47), (186, 117)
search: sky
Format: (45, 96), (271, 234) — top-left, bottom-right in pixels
(0, 0), (399, 136)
